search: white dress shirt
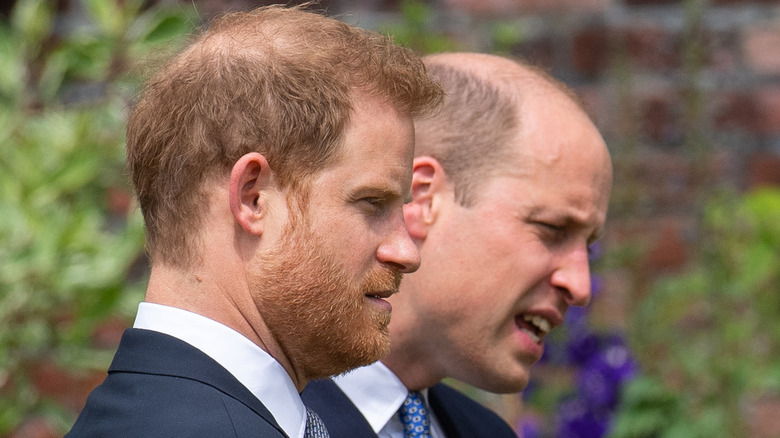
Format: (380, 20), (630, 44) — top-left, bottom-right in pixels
(133, 302), (307, 438)
(333, 361), (445, 438)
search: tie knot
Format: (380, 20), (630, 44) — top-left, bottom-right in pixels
(305, 407), (330, 438)
(399, 391), (431, 438)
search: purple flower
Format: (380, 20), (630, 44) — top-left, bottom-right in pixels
(517, 415), (542, 438)
(554, 398), (609, 438)
(565, 331), (601, 365)
(565, 306), (589, 329)
(588, 242), (603, 261)
(590, 274), (603, 300)
(521, 377), (539, 401)
(576, 339), (637, 409)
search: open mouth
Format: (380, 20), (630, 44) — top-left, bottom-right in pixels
(516, 314), (552, 344)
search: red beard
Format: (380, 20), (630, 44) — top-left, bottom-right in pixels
(251, 222), (402, 380)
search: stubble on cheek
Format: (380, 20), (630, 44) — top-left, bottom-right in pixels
(250, 227), (402, 380)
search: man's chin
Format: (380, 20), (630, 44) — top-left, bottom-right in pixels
(473, 368), (531, 394)
(304, 328), (390, 380)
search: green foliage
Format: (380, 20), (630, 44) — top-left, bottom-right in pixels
(0, 0), (195, 434)
(381, 0), (457, 54)
(490, 21), (523, 56)
(612, 188), (780, 437)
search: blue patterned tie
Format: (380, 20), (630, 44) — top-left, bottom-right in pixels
(398, 391), (431, 438)
(305, 407), (330, 438)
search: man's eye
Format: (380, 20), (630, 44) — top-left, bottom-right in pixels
(359, 198), (390, 213)
(538, 222), (562, 232)
(535, 222), (568, 242)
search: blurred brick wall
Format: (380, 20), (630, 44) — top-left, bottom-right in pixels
(171, 1), (780, 329)
(330, 0), (780, 328)
(11, 1), (777, 436)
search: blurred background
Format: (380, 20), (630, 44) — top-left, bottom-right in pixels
(0, 0), (778, 437)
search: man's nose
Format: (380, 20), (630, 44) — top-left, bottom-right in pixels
(550, 243), (592, 306)
(376, 215), (421, 274)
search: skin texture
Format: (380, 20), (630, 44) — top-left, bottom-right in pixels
(145, 94), (420, 391)
(383, 53), (614, 393)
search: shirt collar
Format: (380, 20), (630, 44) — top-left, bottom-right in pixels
(333, 361), (430, 433)
(134, 302), (307, 438)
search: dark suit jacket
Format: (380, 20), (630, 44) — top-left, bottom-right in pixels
(301, 378), (517, 438)
(67, 328), (288, 437)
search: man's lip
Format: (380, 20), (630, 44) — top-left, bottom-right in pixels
(514, 308), (564, 342)
(365, 289), (394, 299)
(518, 308), (564, 328)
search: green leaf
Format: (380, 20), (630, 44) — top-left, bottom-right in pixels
(10, 0), (54, 55)
(135, 8), (195, 46)
(83, 0), (123, 36)
(0, 28), (26, 104)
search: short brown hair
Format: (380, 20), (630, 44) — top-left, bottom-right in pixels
(127, 5), (442, 267)
(413, 62), (518, 206)
(415, 54), (587, 206)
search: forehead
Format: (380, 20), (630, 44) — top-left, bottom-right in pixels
(314, 94), (415, 194)
(483, 89), (612, 223)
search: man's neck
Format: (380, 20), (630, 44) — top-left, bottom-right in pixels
(144, 264), (310, 392)
(381, 349), (442, 391)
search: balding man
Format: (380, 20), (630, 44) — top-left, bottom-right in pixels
(67, 6), (442, 437)
(303, 52), (613, 437)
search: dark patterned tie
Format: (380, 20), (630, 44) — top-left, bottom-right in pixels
(305, 407), (330, 438)
(398, 391), (431, 438)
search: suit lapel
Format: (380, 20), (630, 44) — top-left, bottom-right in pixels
(428, 384), (465, 438)
(301, 379), (378, 437)
(110, 328), (286, 436)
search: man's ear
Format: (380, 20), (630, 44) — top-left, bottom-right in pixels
(403, 156), (448, 240)
(229, 152), (272, 236)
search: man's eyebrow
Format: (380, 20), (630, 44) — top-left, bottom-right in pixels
(350, 182), (405, 199)
(528, 207), (606, 238)
(527, 207), (587, 223)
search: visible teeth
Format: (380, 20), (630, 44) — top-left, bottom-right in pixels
(520, 328), (540, 343)
(523, 314), (551, 334)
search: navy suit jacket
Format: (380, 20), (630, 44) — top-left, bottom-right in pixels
(301, 378), (517, 438)
(67, 328), (288, 437)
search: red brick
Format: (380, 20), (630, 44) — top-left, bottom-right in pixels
(622, 26), (681, 70)
(510, 36), (556, 71)
(744, 25), (780, 75)
(747, 395), (780, 438)
(755, 87), (780, 135)
(590, 268), (632, 329)
(713, 87), (780, 135)
(91, 317), (129, 349)
(442, 0), (608, 16)
(748, 153), (780, 188)
(624, 0), (683, 5)
(106, 186), (132, 217)
(712, 0), (780, 4)
(638, 150), (698, 206)
(713, 91), (762, 131)
(640, 96), (683, 144)
(706, 30), (740, 71)
(8, 417), (58, 438)
(573, 85), (607, 125)
(644, 222), (689, 272)
(30, 361), (105, 413)
(572, 26), (611, 77)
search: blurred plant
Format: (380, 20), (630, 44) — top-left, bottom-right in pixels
(611, 187), (780, 438)
(0, 0), (195, 434)
(518, 249), (639, 438)
(380, 0), (457, 54)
